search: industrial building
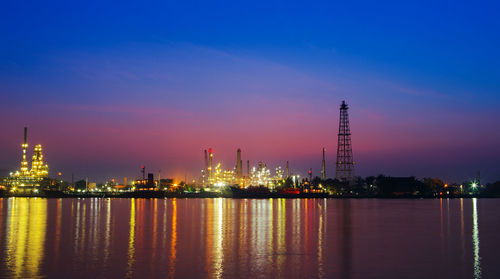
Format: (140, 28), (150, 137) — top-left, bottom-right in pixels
(5, 127), (49, 192)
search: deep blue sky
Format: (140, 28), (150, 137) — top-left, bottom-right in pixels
(1, 0), (499, 183)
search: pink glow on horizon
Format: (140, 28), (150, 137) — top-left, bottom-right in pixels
(1, 44), (499, 182)
(1, 93), (498, 183)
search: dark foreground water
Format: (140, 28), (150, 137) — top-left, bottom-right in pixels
(0, 198), (499, 279)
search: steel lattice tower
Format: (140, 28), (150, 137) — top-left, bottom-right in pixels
(336, 100), (354, 182)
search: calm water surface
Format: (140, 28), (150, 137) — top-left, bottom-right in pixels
(0, 198), (499, 278)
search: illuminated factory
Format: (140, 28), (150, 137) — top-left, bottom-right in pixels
(201, 148), (285, 189)
(7, 127), (49, 191)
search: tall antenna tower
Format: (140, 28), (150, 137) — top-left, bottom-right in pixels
(335, 100), (354, 182)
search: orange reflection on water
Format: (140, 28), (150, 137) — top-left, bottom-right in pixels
(205, 199), (213, 274)
(203, 198), (226, 278)
(6, 198), (47, 278)
(0, 198), (494, 278)
(169, 198), (177, 278)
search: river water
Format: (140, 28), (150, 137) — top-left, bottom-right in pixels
(0, 198), (498, 278)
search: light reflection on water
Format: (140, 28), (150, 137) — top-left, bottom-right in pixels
(5, 198), (47, 278)
(472, 198), (481, 279)
(126, 199), (135, 278)
(170, 198), (177, 279)
(0, 198), (498, 278)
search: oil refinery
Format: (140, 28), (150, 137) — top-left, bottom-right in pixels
(199, 148), (289, 189)
(0, 101), (352, 198)
(3, 127), (49, 192)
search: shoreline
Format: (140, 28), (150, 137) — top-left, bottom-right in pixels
(1, 192), (498, 199)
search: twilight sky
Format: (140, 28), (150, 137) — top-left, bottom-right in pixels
(1, 0), (499, 183)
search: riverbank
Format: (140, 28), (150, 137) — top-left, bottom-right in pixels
(1, 190), (498, 199)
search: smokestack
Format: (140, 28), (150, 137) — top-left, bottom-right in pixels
(208, 148), (213, 178)
(204, 149), (208, 171)
(286, 161), (289, 178)
(20, 126), (29, 175)
(321, 148), (326, 180)
(236, 148), (242, 178)
(247, 160), (250, 177)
